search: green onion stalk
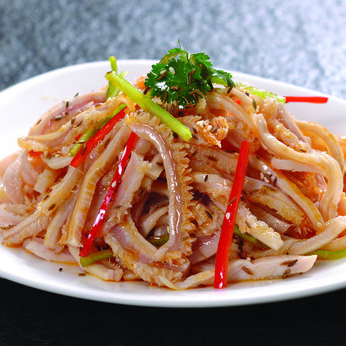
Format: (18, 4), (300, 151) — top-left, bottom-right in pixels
(69, 103), (127, 157)
(105, 71), (192, 142)
(310, 248), (346, 260)
(80, 249), (113, 267)
(233, 224), (268, 249)
(106, 56), (128, 100)
(236, 83), (286, 103)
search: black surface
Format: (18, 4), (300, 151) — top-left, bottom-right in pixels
(0, 277), (345, 346)
(1, 1), (346, 345)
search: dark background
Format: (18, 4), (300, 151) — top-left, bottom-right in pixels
(1, 0), (346, 98)
(1, 0), (346, 345)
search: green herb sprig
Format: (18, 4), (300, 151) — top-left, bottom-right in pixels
(144, 46), (235, 107)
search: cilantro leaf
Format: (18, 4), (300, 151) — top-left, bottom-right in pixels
(144, 47), (235, 107)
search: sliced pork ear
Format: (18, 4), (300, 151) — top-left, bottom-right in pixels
(248, 155), (325, 230)
(254, 113), (343, 221)
(88, 148), (152, 238)
(162, 255), (317, 289)
(186, 144), (238, 176)
(2, 150), (38, 204)
(188, 231), (220, 265)
(206, 91), (256, 131)
(29, 90), (108, 136)
(104, 218), (189, 286)
(3, 152), (25, 203)
(3, 166), (82, 246)
(0, 152), (19, 178)
(288, 216), (346, 255)
(66, 125), (131, 247)
(23, 238), (76, 264)
(2, 212), (51, 246)
(295, 119), (345, 174)
(68, 245), (123, 281)
(0, 203), (33, 228)
(19, 94), (135, 153)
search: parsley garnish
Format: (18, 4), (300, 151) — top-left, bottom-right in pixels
(144, 47), (235, 107)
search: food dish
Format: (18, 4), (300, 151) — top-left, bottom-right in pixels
(1, 59), (346, 307)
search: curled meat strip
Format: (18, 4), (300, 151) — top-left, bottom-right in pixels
(126, 112), (194, 260)
(254, 113), (343, 221)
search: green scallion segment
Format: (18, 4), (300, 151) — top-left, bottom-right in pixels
(147, 234), (169, 247)
(233, 224), (268, 249)
(69, 127), (96, 157)
(310, 248), (346, 260)
(80, 249), (113, 267)
(100, 103), (127, 127)
(237, 83), (286, 103)
(106, 57), (128, 100)
(105, 71), (192, 142)
(106, 56), (118, 100)
(69, 103), (126, 157)
(109, 56), (118, 73)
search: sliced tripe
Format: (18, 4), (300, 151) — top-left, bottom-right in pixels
(160, 255), (317, 289)
(236, 202), (284, 250)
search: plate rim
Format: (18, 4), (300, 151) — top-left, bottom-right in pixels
(2, 59), (345, 104)
(1, 59), (346, 308)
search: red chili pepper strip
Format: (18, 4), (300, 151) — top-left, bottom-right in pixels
(28, 150), (43, 158)
(214, 140), (250, 289)
(79, 132), (138, 257)
(284, 96), (328, 104)
(220, 139), (234, 152)
(70, 105), (127, 168)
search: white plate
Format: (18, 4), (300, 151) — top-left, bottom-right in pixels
(1, 60), (346, 308)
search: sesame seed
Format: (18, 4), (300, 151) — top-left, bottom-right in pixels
(48, 203), (56, 211)
(205, 210), (213, 219)
(211, 125), (219, 134)
(157, 70), (167, 80)
(228, 197), (236, 205)
(242, 266), (254, 276)
(282, 269), (291, 279)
